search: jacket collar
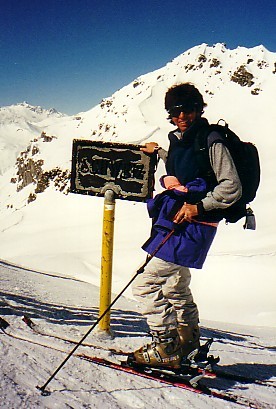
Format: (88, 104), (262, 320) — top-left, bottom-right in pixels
(173, 117), (209, 142)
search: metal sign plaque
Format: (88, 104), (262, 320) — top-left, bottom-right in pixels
(71, 140), (157, 201)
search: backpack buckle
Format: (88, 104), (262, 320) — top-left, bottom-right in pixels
(243, 207), (256, 230)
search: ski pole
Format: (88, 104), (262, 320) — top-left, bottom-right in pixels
(37, 227), (175, 395)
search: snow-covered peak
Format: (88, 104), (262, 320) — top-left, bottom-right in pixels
(0, 102), (66, 125)
(0, 102), (68, 175)
(168, 42), (275, 76)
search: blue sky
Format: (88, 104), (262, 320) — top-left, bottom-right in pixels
(1, 0), (275, 115)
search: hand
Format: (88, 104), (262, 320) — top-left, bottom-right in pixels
(140, 142), (159, 154)
(173, 203), (198, 224)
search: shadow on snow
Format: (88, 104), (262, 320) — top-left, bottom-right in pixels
(0, 290), (275, 386)
(0, 290), (148, 337)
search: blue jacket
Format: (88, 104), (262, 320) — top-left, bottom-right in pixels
(142, 179), (217, 269)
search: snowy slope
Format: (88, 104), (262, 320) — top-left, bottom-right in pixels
(0, 43), (275, 330)
(1, 261), (275, 409)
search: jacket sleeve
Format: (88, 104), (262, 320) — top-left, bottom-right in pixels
(201, 142), (242, 211)
(157, 147), (168, 163)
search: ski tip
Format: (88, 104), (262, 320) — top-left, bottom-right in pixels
(22, 315), (36, 329)
(0, 317), (10, 331)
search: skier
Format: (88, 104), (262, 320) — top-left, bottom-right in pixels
(131, 83), (242, 368)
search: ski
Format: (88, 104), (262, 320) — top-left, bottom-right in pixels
(0, 316), (128, 361)
(27, 316), (274, 383)
(3, 315), (274, 389)
(79, 354), (261, 408)
(21, 315), (129, 356)
(1, 316), (212, 384)
(0, 295), (129, 355)
(2, 314), (274, 404)
(1, 315), (71, 353)
(0, 298), (129, 356)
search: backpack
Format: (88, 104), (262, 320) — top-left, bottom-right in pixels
(194, 120), (260, 228)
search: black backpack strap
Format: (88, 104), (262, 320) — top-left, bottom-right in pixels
(207, 129), (226, 147)
(194, 124), (226, 186)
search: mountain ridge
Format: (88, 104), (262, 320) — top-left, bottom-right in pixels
(1, 42), (276, 209)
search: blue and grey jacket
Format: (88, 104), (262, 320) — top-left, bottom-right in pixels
(142, 118), (242, 268)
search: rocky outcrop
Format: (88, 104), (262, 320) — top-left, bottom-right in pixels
(11, 136), (70, 204)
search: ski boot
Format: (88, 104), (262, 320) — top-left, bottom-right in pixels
(128, 328), (184, 369)
(177, 323), (200, 356)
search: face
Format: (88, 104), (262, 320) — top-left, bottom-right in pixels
(171, 110), (198, 133)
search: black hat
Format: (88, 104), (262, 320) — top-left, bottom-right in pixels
(165, 83), (206, 114)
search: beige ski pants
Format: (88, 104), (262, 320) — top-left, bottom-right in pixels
(133, 257), (199, 331)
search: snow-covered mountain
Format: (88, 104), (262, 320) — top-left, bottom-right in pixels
(0, 102), (66, 175)
(0, 43), (275, 327)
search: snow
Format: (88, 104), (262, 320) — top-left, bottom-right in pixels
(0, 43), (276, 407)
(1, 261), (275, 408)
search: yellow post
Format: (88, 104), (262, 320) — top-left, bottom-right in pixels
(99, 189), (115, 332)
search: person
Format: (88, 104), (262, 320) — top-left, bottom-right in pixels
(131, 83), (242, 369)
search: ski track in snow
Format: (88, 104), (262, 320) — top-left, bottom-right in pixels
(0, 262), (275, 409)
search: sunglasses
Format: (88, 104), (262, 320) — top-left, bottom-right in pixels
(168, 104), (197, 117)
